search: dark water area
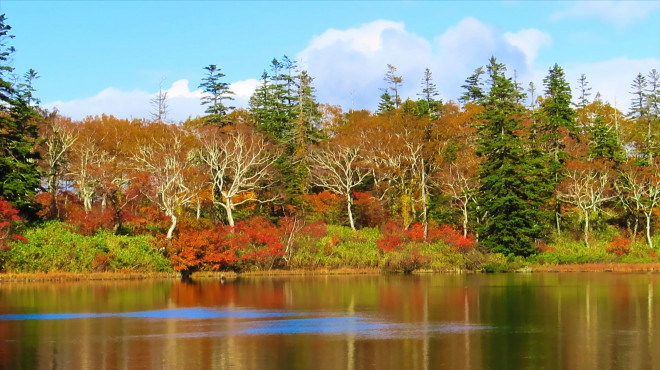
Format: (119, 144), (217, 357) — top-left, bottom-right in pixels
(0, 273), (657, 369)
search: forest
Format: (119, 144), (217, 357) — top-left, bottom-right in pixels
(0, 15), (659, 275)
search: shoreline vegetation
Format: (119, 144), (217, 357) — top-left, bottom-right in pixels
(1, 263), (659, 283)
(0, 15), (659, 278)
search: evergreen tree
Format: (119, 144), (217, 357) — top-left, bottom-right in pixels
(643, 69), (659, 163)
(17, 68), (39, 106)
(199, 64), (234, 126)
(588, 102), (625, 163)
(417, 67), (442, 118)
(576, 73), (592, 109)
(376, 91), (395, 114)
(537, 64), (577, 234)
(249, 71), (273, 126)
(0, 15), (41, 214)
(629, 73), (648, 119)
(250, 56), (300, 141)
(459, 67), (485, 104)
(290, 70), (323, 197)
(476, 57), (551, 256)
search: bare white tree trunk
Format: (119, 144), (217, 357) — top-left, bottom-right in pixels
(346, 193), (355, 230)
(225, 197), (235, 228)
(166, 214), (177, 240)
(645, 212), (654, 249)
(584, 209), (590, 247)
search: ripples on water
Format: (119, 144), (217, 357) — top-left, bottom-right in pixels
(0, 307), (491, 339)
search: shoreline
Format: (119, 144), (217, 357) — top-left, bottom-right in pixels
(1, 263), (659, 282)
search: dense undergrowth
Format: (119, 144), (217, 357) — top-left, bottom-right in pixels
(1, 216), (658, 275)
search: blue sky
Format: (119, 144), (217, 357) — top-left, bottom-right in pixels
(2, 1), (659, 121)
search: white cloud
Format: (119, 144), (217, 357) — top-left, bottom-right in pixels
(230, 78), (259, 99)
(297, 17), (540, 110)
(298, 19), (432, 110)
(44, 78), (257, 122)
(551, 1), (660, 26)
(563, 57), (660, 111)
(504, 29), (552, 69)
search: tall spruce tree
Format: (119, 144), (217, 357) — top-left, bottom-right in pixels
(576, 73), (592, 109)
(460, 67), (485, 104)
(199, 64), (234, 126)
(646, 69), (660, 162)
(588, 101), (625, 164)
(538, 64), (577, 234)
(290, 70), (323, 197)
(476, 57), (551, 256)
(0, 15), (41, 214)
(417, 67), (442, 118)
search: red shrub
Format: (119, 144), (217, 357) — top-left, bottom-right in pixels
(538, 244), (556, 253)
(170, 216), (295, 273)
(65, 208), (115, 235)
(377, 221), (476, 253)
(0, 198), (26, 250)
(170, 221), (236, 272)
(300, 220), (327, 239)
(607, 237), (631, 256)
(353, 191), (388, 227)
(377, 235), (404, 252)
(233, 216), (285, 267)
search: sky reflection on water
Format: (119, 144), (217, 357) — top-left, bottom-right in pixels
(0, 307), (491, 339)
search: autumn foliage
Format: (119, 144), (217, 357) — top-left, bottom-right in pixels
(0, 198), (27, 250)
(170, 216), (294, 273)
(376, 221), (476, 252)
(606, 237), (631, 256)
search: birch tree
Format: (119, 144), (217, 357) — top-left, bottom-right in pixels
(197, 125), (280, 227)
(309, 143), (368, 230)
(558, 161), (615, 246)
(40, 112), (78, 218)
(617, 161), (660, 248)
(132, 125), (195, 239)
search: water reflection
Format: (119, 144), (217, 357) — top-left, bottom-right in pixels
(0, 273), (657, 370)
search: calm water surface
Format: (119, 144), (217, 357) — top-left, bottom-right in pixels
(0, 273), (657, 369)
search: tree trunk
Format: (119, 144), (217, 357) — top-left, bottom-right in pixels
(196, 195), (201, 220)
(421, 160), (428, 240)
(555, 202), (561, 236)
(225, 198), (235, 227)
(166, 214), (177, 239)
(462, 205), (469, 238)
(584, 210), (590, 247)
(645, 212), (654, 249)
(48, 172), (58, 219)
(346, 193), (355, 230)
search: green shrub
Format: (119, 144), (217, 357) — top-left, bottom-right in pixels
(1, 222), (171, 273)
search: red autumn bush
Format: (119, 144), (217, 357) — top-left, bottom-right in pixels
(170, 216), (298, 273)
(300, 219), (327, 239)
(0, 198), (26, 251)
(607, 236), (631, 256)
(65, 208), (115, 236)
(232, 216), (285, 269)
(377, 221), (476, 253)
(170, 220), (237, 273)
(353, 191), (388, 227)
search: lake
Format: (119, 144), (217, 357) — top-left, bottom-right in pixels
(0, 273), (657, 369)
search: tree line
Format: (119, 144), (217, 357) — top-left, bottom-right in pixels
(1, 14), (659, 259)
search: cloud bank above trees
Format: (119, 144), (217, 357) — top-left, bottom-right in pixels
(45, 17), (658, 121)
